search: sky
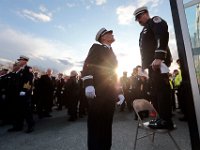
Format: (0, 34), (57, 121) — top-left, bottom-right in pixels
(0, 0), (179, 77)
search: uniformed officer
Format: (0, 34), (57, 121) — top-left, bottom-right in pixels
(0, 68), (9, 76)
(55, 73), (65, 110)
(133, 6), (174, 129)
(7, 55), (34, 133)
(82, 28), (125, 150)
(65, 70), (80, 121)
(119, 71), (131, 111)
(32, 71), (40, 113)
(0, 68), (10, 124)
(37, 68), (54, 118)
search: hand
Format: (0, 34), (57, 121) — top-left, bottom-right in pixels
(117, 94), (125, 105)
(19, 91), (26, 96)
(85, 86), (96, 99)
(151, 59), (162, 71)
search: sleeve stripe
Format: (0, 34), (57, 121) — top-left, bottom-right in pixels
(157, 39), (160, 48)
(82, 75), (93, 81)
(155, 50), (167, 53)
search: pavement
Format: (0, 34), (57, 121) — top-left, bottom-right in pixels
(0, 107), (191, 150)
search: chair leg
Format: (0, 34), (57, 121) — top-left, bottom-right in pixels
(133, 122), (139, 150)
(144, 128), (155, 143)
(168, 132), (182, 150)
(152, 132), (155, 142)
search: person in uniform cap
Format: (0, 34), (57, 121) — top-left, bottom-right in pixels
(119, 71), (131, 112)
(17, 55), (29, 61)
(95, 27), (113, 42)
(133, 6), (174, 130)
(37, 68), (54, 119)
(0, 67), (9, 76)
(7, 55), (34, 133)
(70, 70), (78, 77)
(82, 28), (125, 150)
(65, 70), (79, 121)
(133, 6), (148, 21)
(55, 73), (65, 110)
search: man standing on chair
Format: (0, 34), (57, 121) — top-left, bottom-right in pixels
(133, 6), (174, 130)
(82, 27), (125, 150)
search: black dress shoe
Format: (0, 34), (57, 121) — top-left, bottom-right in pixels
(68, 117), (76, 121)
(56, 107), (62, 111)
(7, 127), (23, 132)
(44, 114), (52, 117)
(79, 114), (83, 118)
(25, 127), (34, 133)
(148, 119), (175, 130)
(179, 116), (187, 121)
(149, 118), (160, 124)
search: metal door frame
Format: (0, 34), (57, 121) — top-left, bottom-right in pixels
(170, 0), (200, 149)
(178, 0), (200, 136)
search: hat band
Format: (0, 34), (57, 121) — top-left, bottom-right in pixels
(135, 10), (146, 17)
(18, 58), (28, 61)
(100, 29), (108, 36)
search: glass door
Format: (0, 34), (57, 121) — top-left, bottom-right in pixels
(183, 0), (200, 130)
(170, 0), (200, 149)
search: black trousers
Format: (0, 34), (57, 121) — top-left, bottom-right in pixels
(87, 96), (115, 150)
(149, 68), (172, 121)
(12, 96), (34, 129)
(56, 94), (64, 109)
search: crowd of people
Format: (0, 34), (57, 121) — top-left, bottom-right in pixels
(0, 54), (184, 147)
(0, 56), (89, 133)
(0, 57), (184, 126)
(0, 55), (148, 133)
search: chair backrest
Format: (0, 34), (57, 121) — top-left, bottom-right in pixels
(133, 99), (158, 119)
(132, 99), (181, 150)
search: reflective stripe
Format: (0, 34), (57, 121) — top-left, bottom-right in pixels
(155, 50), (167, 53)
(157, 39), (160, 48)
(82, 75), (93, 81)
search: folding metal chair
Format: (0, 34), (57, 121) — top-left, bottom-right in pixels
(132, 99), (181, 150)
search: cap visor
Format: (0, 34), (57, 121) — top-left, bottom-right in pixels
(18, 59), (28, 61)
(101, 30), (113, 36)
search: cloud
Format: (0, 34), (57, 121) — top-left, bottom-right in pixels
(58, 59), (73, 66)
(54, 25), (66, 31)
(0, 58), (13, 69)
(76, 60), (85, 67)
(116, 0), (163, 25)
(95, 0), (107, 5)
(86, 5), (91, 10)
(18, 6), (52, 22)
(39, 5), (48, 13)
(136, 0), (160, 8)
(64, 0), (106, 10)
(66, 3), (76, 8)
(0, 26), (79, 73)
(116, 5), (135, 25)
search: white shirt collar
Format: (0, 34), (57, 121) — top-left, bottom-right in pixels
(102, 43), (111, 49)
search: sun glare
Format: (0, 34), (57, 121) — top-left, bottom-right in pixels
(116, 54), (141, 78)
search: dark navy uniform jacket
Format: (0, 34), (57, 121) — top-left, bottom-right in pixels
(17, 65), (33, 97)
(139, 16), (170, 69)
(82, 43), (119, 100)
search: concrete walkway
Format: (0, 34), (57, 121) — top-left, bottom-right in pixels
(0, 107), (191, 150)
